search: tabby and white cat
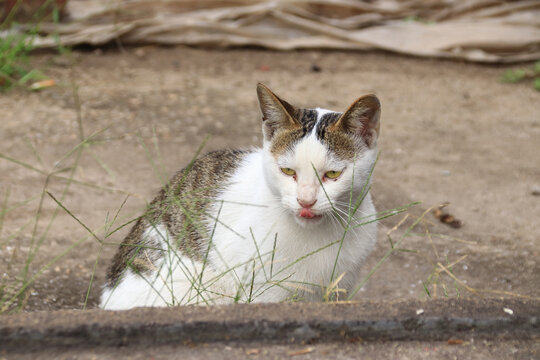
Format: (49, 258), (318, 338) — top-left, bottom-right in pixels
(100, 84), (381, 310)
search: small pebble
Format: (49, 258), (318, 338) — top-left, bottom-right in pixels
(440, 170), (451, 176)
(134, 48), (146, 58)
(503, 307), (514, 315)
(531, 185), (540, 196)
(310, 64), (322, 72)
(416, 309), (424, 315)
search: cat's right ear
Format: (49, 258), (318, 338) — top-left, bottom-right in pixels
(257, 83), (300, 141)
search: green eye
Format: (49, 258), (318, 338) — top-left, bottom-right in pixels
(324, 170), (342, 179)
(281, 168), (296, 176)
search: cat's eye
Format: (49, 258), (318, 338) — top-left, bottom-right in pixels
(281, 168), (296, 176)
(324, 170), (342, 179)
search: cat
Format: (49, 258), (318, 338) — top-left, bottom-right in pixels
(100, 84), (381, 310)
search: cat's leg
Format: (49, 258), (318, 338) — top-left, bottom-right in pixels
(99, 268), (172, 310)
(99, 254), (229, 309)
(100, 223), (233, 309)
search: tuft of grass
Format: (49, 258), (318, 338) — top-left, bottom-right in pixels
(0, 0), (72, 91)
(500, 61), (540, 91)
(0, 29), (45, 90)
(0, 81), (135, 313)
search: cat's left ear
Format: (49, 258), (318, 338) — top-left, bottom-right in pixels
(329, 95), (381, 148)
(257, 83), (300, 141)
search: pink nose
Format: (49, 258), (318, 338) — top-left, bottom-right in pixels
(297, 198), (317, 208)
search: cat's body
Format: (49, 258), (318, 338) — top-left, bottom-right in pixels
(100, 85), (381, 310)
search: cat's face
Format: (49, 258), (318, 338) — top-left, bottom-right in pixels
(257, 84), (381, 227)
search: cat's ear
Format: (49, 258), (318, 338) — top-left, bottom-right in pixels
(257, 83), (300, 140)
(329, 95), (381, 148)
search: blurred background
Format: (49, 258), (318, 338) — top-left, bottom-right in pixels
(2, 0), (540, 62)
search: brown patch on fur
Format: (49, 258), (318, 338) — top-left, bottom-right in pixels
(269, 108), (361, 160)
(323, 130), (359, 161)
(269, 108), (320, 157)
(270, 128), (306, 157)
(106, 218), (149, 286)
(106, 149), (250, 287)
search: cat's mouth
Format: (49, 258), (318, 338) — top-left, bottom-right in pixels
(298, 208), (323, 220)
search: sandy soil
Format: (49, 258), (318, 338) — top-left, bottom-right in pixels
(0, 47), (538, 312)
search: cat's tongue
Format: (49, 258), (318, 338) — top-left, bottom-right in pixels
(299, 208), (317, 219)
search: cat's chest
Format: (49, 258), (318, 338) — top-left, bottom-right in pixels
(209, 219), (363, 302)
(211, 212), (360, 272)
(209, 193), (369, 261)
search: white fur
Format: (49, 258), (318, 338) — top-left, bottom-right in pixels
(315, 107), (334, 122)
(100, 109), (378, 309)
(100, 225), (229, 309)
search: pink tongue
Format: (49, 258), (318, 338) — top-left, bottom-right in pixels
(299, 208), (316, 218)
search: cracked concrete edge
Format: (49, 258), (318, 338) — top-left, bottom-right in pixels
(0, 298), (538, 351)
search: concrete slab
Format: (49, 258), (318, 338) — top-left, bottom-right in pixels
(1, 298), (538, 354)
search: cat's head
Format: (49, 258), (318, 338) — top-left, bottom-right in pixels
(257, 84), (381, 228)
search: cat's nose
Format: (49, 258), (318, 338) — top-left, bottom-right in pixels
(297, 198), (317, 208)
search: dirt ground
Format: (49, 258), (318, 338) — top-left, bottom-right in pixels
(7, 340), (538, 360)
(0, 47), (539, 314)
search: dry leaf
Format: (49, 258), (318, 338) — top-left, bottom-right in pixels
(183, 339), (197, 348)
(246, 348), (260, 355)
(30, 79), (56, 91)
(447, 338), (464, 345)
(288, 347), (314, 356)
(347, 336), (363, 343)
(433, 203), (463, 228)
